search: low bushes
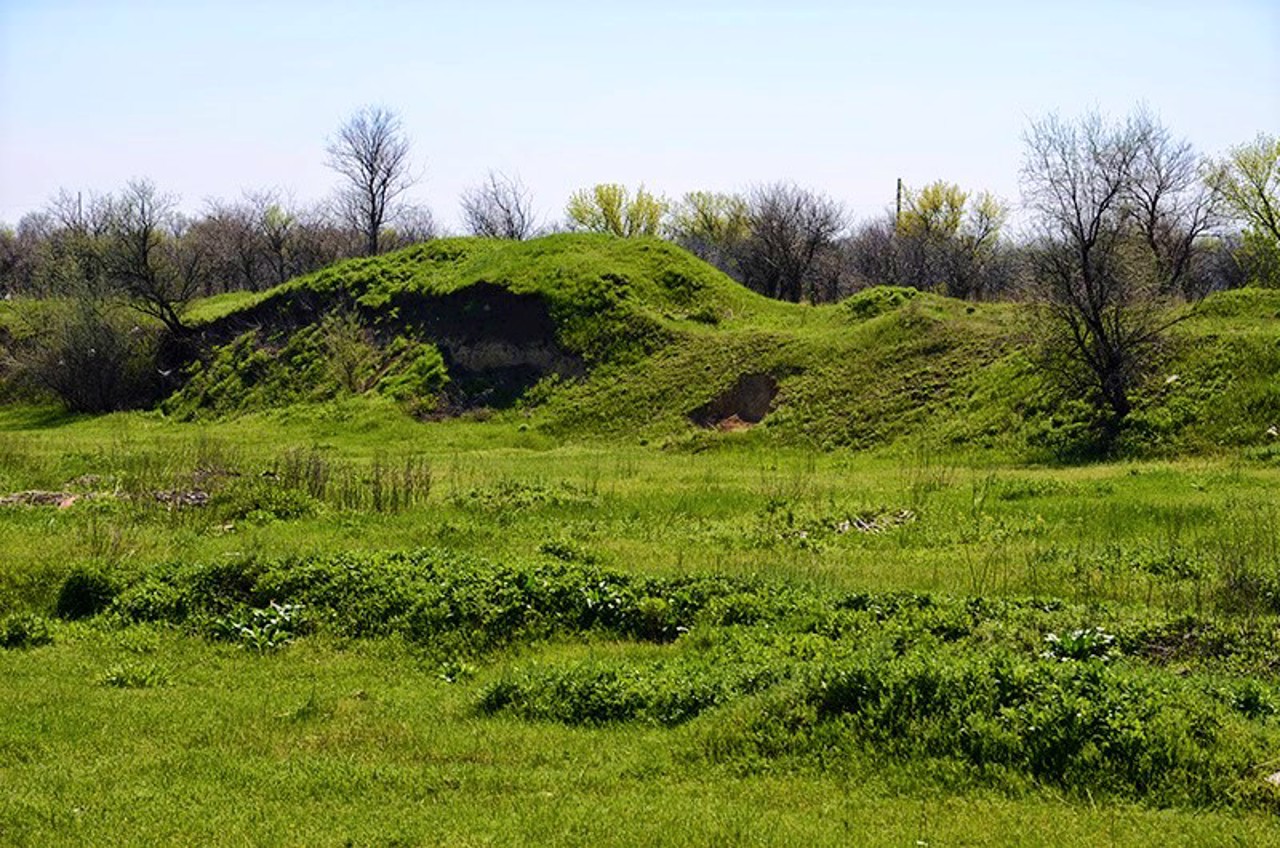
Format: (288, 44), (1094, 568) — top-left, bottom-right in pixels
(53, 547), (1280, 809)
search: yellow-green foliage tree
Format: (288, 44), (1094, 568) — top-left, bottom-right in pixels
(565, 184), (667, 237)
(897, 180), (1008, 298)
(1210, 134), (1280, 286)
(667, 191), (750, 277)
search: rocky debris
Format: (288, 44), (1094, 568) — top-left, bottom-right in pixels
(834, 509), (917, 534)
(0, 488), (211, 509)
(152, 490), (211, 508)
(0, 491), (81, 508)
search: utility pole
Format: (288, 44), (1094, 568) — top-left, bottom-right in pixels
(895, 178), (903, 230)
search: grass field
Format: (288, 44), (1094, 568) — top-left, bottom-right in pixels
(2, 401), (1280, 846)
(3, 239), (1280, 844)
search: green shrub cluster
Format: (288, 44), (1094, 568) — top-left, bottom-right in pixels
(0, 612), (53, 649)
(110, 549), (799, 652)
(55, 566), (117, 620)
(452, 479), (597, 512)
(478, 622), (1280, 807)
(37, 545), (1280, 807)
(842, 285), (920, 320)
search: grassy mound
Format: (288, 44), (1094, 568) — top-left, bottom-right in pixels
(160, 236), (1280, 458)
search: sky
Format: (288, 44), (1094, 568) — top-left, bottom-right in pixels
(1, 0), (1278, 231)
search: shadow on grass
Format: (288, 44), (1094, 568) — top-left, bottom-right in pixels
(0, 404), (87, 431)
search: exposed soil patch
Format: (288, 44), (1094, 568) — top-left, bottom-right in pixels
(393, 283), (584, 409)
(194, 282), (584, 412)
(690, 373), (779, 429)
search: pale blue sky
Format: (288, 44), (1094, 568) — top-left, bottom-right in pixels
(2, 0), (1277, 229)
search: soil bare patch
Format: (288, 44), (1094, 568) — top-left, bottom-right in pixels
(690, 372), (779, 429)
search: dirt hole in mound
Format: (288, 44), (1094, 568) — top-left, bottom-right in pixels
(690, 373), (779, 429)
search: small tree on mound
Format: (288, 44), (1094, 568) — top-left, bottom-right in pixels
(1021, 108), (1216, 449)
(326, 106), (417, 256)
(462, 171), (536, 240)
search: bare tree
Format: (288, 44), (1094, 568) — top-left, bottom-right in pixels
(326, 106), (416, 256)
(197, 197), (264, 294)
(292, 202), (360, 273)
(385, 203), (438, 249)
(1127, 112), (1218, 296)
(1022, 109), (1211, 444)
(105, 179), (203, 334)
(461, 171), (535, 239)
(738, 182), (846, 302)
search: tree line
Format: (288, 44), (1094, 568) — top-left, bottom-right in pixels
(1, 104), (1277, 447)
(4, 106), (1275, 315)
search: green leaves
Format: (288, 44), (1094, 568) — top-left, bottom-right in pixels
(566, 184), (668, 237)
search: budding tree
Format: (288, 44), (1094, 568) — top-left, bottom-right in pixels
(1209, 133), (1280, 286)
(565, 184), (666, 237)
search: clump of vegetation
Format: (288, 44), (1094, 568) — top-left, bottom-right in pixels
(97, 660), (170, 688)
(55, 566), (118, 620)
(843, 285), (920, 320)
(209, 602), (306, 653)
(3, 298), (163, 412)
(271, 447), (432, 512)
(212, 477), (321, 523)
(452, 479), (596, 513)
(165, 314), (450, 420)
(0, 612), (53, 649)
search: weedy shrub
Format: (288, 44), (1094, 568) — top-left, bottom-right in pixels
(55, 566), (118, 620)
(801, 650), (1274, 807)
(375, 339), (449, 413)
(843, 286), (920, 321)
(478, 653), (784, 727)
(0, 612), (53, 649)
(1041, 627), (1117, 662)
(484, 638), (1280, 808)
(113, 558), (266, 624)
(271, 447), (432, 513)
(538, 537), (599, 564)
(212, 477), (320, 523)
(97, 660), (170, 688)
(99, 545), (1280, 806)
(6, 298), (163, 412)
(1229, 679), (1277, 721)
(453, 479), (597, 513)
(209, 602), (306, 653)
(110, 550), (815, 654)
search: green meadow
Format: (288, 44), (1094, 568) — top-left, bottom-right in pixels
(2, 237), (1280, 845)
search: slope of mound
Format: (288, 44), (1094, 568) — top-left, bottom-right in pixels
(168, 236), (1280, 459)
(200, 234), (776, 357)
(173, 235), (784, 417)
